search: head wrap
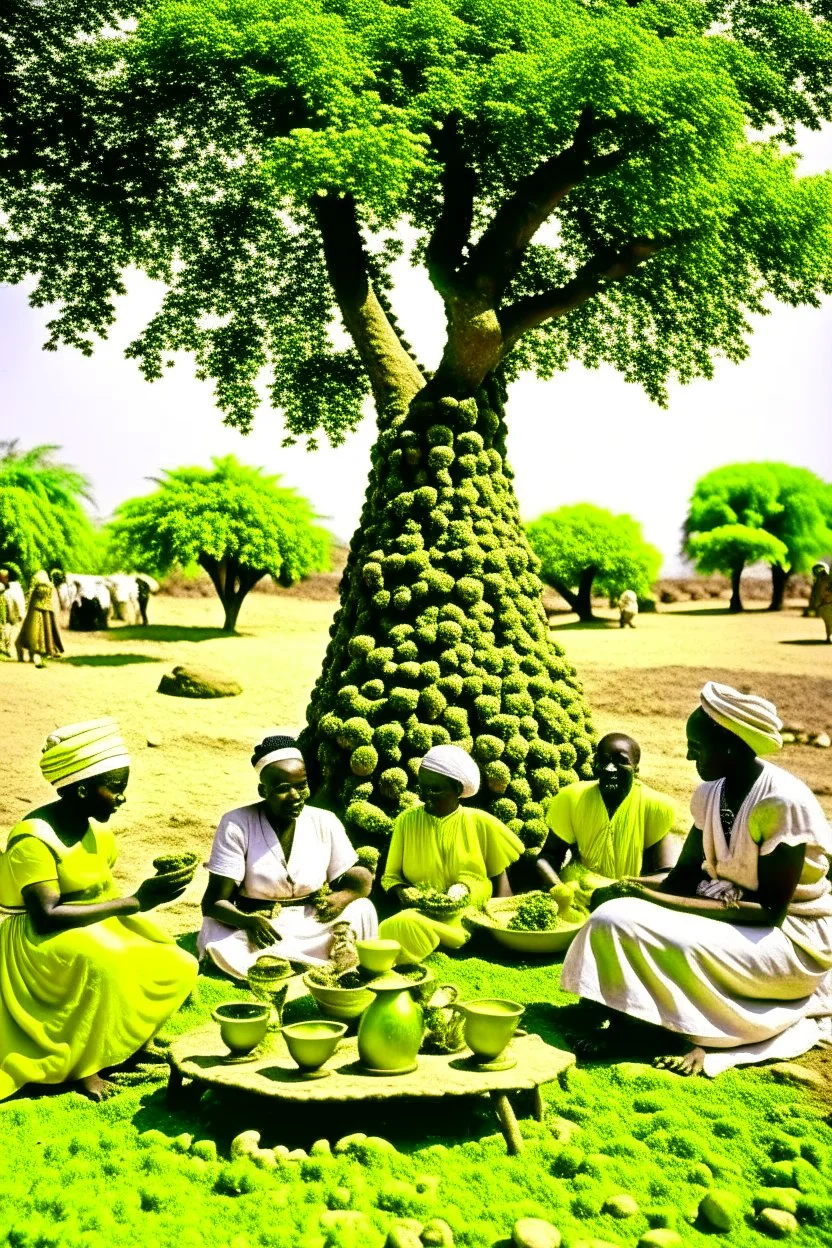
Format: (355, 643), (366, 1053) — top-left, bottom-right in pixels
(699, 681), (783, 756)
(33, 570), (50, 586)
(252, 731), (304, 776)
(40, 718), (131, 789)
(420, 745), (480, 799)
(812, 562), (829, 575)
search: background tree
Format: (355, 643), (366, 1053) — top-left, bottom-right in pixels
(685, 524), (789, 613)
(527, 505), (661, 623)
(0, 441), (97, 580)
(107, 457), (331, 633)
(3, 2), (832, 846)
(683, 462), (832, 610)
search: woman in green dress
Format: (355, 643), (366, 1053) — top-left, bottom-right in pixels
(0, 719), (198, 1101)
(15, 570), (64, 667)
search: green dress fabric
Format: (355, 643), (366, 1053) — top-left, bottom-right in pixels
(17, 582), (63, 657)
(544, 779), (676, 879)
(0, 819), (197, 1100)
(379, 804), (523, 962)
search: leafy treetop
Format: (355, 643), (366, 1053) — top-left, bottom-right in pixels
(0, 441), (97, 579)
(1, 0), (831, 438)
(685, 522), (789, 611)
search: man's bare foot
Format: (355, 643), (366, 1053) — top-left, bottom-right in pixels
(654, 1046), (706, 1076)
(76, 1073), (118, 1102)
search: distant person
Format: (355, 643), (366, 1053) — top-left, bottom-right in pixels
(535, 733), (678, 884)
(808, 561), (832, 644)
(15, 570), (64, 667)
(0, 581), (11, 659)
(0, 568), (25, 626)
(617, 589), (639, 628)
(136, 575), (151, 627)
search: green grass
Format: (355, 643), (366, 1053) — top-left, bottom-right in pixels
(1, 941), (828, 1248)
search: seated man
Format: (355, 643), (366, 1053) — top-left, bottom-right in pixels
(536, 733), (678, 886)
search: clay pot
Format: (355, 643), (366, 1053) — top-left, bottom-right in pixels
(212, 1002), (270, 1055)
(357, 973), (425, 1073)
(453, 998), (524, 1062)
(281, 1020), (347, 1075)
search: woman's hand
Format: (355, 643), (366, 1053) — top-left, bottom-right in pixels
(245, 914), (279, 950)
(132, 876), (189, 912)
(316, 889), (355, 923)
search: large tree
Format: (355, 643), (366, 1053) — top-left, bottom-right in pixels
(107, 456), (331, 632)
(683, 462), (832, 610)
(685, 524), (789, 612)
(527, 504), (661, 623)
(0, 441), (97, 580)
(2, 2), (832, 846)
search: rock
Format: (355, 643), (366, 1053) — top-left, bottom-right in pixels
(781, 732), (796, 745)
(311, 1138), (333, 1156)
(286, 1147), (307, 1160)
(699, 1190), (743, 1232)
(334, 1132), (367, 1154)
(512, 1217), (561, 1248)
(170, 1132), (194, 1153)
(157, 664), (242, 699)
(230, 1130), (260, 1159)
(638, 1233), (683, 1248)
(753, 1190), (799, 1215)
(421, 1218), (454, 1246)
(757, 1209), (799, 1238)
(385, 1223), (423, 1248)
(768, 1062), (827, 1091)
(146, 734), (162, 748)
(603, 1194), (639, 1218)
(811, 732), (831, 749)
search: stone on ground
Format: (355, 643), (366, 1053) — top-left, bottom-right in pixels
(512, 1217), (561, 1248)
(638, 1231), (683, 1248)
(603, 1193), (639, 1218)
(157, 664), (242, 698)
(699, 1190), (743, 1232)
(757, 1208), (799, 1237)
(421, 1218), (454, 1246)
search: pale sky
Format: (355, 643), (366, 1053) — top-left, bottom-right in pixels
(2, 130), (830, 575)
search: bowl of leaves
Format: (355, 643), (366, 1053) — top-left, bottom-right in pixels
(464, 890), (588, 954)
(151, 850), (200, 889)
(402, 884), (471, 921)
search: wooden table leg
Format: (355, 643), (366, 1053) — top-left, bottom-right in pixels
(491, 1091), (524, 1155)
(166, 1064), (184, 1105)
(532, 1086), (544, 1122)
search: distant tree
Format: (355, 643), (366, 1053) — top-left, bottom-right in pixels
(685, 524), (788, 613)
(683, 463), (832, 610)
(0, 441), (97, 579)
(107, 456), (331, 632)
(527, 505), (661, 623)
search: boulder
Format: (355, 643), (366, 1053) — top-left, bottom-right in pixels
(603, 1194), (639, 1218)
(699, 1190), (743, 1232)
(638, 1232), (683, 1248)
(512, 1218), (561, 1248)
(811, 732), (831, 749)
(157, 664), (241, 699)
(421, 1219), (454, 1246)
(757, 1209), (798, 1238)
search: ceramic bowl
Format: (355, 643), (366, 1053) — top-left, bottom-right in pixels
(464, 896), (586, 954)
(282, 1020), (347, 1071)
(303, 972), (376, 1021)
(458, 998), (524, 1061)
(212, 1002), (270, 1054)
(355, 938), (401, 975)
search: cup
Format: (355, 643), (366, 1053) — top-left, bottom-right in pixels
(355, 938), (402, 975)
(212, 1002), (270, 1057)
(281, 1020), (348, 1078)
(455, 998), (524, 1065)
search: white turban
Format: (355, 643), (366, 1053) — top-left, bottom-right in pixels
(420, 745), (480, 799)
(700, 681), (783, 756)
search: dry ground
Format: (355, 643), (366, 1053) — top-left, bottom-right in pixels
(1, 593), (829, 936)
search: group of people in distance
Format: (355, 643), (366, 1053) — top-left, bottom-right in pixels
(0, 678), (830, 1103)
(0, 569), (64, 666)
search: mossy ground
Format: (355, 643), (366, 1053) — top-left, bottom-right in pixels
(0, 595), (829, 1247)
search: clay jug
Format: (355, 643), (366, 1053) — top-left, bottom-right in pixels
(357, 973), (424, 1073)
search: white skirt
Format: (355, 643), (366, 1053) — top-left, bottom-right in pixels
(198, 897), (378, 979)
(561, 898), (832, 1076)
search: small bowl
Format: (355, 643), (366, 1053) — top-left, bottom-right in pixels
(304, 972), (375, 1021)
(212, 1002), (270, 1055)
(356, 938), (401, 975)
(282, 1020), (347, 1076)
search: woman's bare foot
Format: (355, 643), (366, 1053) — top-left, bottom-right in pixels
(654, 1046), (706, 1076)
(76, 1073), (118, 1102)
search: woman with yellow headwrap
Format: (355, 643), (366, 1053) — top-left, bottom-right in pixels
(561, 682), (832, 1076)
(0, 720), (198, 1101)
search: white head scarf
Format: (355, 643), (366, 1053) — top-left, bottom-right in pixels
(420, 745), (480, 798)
(700, 681), (783, 756)
(252, 729), (304, 776)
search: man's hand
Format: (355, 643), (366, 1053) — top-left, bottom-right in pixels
(246, 914), (279, 950)
(316, 889), (354, 923)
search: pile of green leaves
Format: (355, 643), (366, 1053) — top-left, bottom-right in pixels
(507, 892), (564, 932)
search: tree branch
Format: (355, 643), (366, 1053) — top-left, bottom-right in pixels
(312, 193), (425, 410)
(425, 114), (478, 297)
(499, 238), (667, 345)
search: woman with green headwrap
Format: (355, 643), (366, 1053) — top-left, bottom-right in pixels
(0, 720), (198, 1101)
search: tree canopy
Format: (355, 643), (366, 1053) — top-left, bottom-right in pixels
(683, 461), (832, 609)
(527, 503), (661, 622)
(107, 455), (331, 631)
(685, 523), (789, 612)
(0, 441), (97, 580)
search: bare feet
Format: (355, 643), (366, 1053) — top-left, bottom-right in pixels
(76, 1073), (118, 1102)
(654, 1046), (706, 1077)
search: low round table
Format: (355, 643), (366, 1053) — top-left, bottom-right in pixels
(167, 1024), (575, 1154)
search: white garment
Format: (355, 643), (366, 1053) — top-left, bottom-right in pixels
(198, 803), (378, 978)
(4, 583), (25, 625)
(562, 762), (832, 1075)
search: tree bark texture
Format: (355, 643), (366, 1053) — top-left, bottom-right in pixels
(768, 564), (791, 612)
(729, 564), (744, 613)
(199, 555), (265, 633)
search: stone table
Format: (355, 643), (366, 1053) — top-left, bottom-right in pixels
(167, 1024), (575, 1154)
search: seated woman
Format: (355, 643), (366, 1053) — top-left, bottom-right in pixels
(561, 682), (832, 1076)
(379, 745), (524, 963)
(199, 734), (377, 978)
(534, 733), (678, 887)
(0, 718), (198, 1102)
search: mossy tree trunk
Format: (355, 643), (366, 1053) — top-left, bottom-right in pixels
(199, 554), (266, 633)
(768, 564), (791, 612)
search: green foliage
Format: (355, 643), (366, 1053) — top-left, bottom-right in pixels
(0, 441), (98, 579)
(685, 525), (789, 576)
(107, 454), (330, 629)
(527, 504), (662, 608)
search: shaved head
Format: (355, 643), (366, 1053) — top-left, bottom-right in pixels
(596, 733), (641, 768)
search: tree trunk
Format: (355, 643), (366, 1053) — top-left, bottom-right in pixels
(768, 564), (791, 612)
(198, 555), (264, 633)
(301, 375), (595, 853)
(729, 563), (744, 613)
(575, 567), (597, 623)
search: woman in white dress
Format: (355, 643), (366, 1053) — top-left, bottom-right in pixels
(198, 735), (378, 978)
(562, 681), (832, 1076)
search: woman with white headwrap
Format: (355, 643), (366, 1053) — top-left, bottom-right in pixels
(561, 682), (832, 1075)
(379, 745), (524, 963)
(0, 719), (198, 1102)
(199, 734), (378, 978)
